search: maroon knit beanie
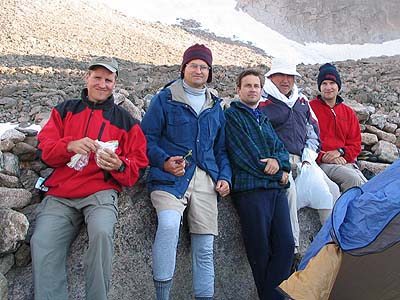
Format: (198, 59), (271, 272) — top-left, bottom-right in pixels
(180, 44), (213, 83)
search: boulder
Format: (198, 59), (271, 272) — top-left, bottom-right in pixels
(371, 140), (399, 163)
(0, 188), (32, 209)
(0, 272), (8, 300)
(0, 209), (29, 254)
(361, 132), (378, 146)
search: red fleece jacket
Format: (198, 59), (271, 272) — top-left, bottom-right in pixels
(310, 96), (362, 164)
(38, 89), (148, 198)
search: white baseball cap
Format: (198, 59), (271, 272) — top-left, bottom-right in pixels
(265, 57), (301, 77)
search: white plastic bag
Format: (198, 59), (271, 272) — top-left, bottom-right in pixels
(67, 140), (119, 171)
(295, 150), (333, 210)
(95, 140), (119, 168)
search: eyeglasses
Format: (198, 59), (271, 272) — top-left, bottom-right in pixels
(186, 63), (210, 71)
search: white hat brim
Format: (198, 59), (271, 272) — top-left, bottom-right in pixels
(266, 68), (301, 78)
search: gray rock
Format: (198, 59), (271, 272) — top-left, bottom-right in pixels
(358, 160), (390, 176)
(12, 142), (36, 157)
(347, 100), (374, 123)
(21, 136), (38, 148)
(19, 160), (47, 174)
(364, 125), (379, 134)
(0, 173), (19, 188)
(15, 127), (39, 137)
(0, 253), (14, 275)
(19, 169), (39, 193)
(371, 140), (399, 163)
(368, 113), (388, 129)
(14, 244), (31, 267)
(0, 97), (17, 109)
(0, 272), (7, 300)
(361, 132), (378, 146)
(237, 0), (400, 44)
(1, 152), (20, 177)
(0, 188), (31, 209)
(383, 123), (398, 133)
(5, 186), (257, 300)
(0, 129), (25, 144)
(376, 130), (397, 144)
(143, 94), (154, 110)
(0, 139), (14, 152)
(0, 208), (29, 253)
(114, 93), (142, 121)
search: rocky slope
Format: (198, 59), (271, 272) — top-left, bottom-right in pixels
(237, 0), (400, 44)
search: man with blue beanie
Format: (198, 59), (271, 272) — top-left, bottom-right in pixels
(310, 63), (367, 192)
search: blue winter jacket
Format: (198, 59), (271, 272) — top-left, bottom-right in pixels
(258, 94), (320, 157)
(141, 79), (232, 198)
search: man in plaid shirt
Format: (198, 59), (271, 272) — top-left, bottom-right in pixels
(225, 69), (294, 300)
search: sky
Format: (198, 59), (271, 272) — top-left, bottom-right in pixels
(100, 0), (400, 64)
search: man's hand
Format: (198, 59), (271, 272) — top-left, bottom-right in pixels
(322, 150), (344, 164)
(67, 137), (99, 154)
(332, 156), (347, 165)
(215, 180), (230, 198)
(279, 171), (289, 185)
(96, 148), (123, 172)
(260, 158), (279, 175)
(163, 156), (186, 176)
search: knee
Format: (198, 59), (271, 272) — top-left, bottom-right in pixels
(157, 210), (181, 233)
(31, 227), (53, 249)
(192, 235), (214, 260)
(89, 226), (114, 245)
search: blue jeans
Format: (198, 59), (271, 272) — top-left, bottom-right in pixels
(152, 210), (214, 299)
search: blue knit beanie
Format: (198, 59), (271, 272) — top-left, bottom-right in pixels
(317, 63), (341, 91)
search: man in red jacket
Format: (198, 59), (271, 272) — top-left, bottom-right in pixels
(30, 56), (148, 300)
(310, 63), (367, 192)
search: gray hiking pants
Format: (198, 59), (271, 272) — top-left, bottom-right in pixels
(31, 189), (118, 300)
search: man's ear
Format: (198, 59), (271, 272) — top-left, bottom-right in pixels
(84, 71), (90, 83)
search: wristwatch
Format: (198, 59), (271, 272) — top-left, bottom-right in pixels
(117, 161), (126, 173)
(337, 148), (345, 157)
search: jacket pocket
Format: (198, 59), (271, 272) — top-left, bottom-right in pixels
(166, 110), (192, 144)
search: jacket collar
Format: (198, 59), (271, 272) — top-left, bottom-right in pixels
(317, 94), (344, 106)
(167, 79), (217, 111)
(81, 88), (114, 110)
(232, 101), (267, 122)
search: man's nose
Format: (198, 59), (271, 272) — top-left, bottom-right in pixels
(98, 79), (106, 87)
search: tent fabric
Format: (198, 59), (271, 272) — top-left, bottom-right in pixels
(279, 159), (400, 300)
(278, 244), (342, 300)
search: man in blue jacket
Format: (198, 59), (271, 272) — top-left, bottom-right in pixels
(225, 69), (294, 300)
(141, 44), (231, 300)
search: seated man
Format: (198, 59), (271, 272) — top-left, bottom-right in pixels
(310, 63), (367, 192)
(141, 44), (231, 300)
(259, 57), (340, 233)
(31, 56), (149, 300)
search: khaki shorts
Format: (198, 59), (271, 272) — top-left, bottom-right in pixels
(151, 167), (218, 235)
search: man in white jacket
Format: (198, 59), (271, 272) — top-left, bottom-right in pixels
(258, 57), (340, 259)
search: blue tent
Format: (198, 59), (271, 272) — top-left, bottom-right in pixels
(279, 159), (400, 300)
